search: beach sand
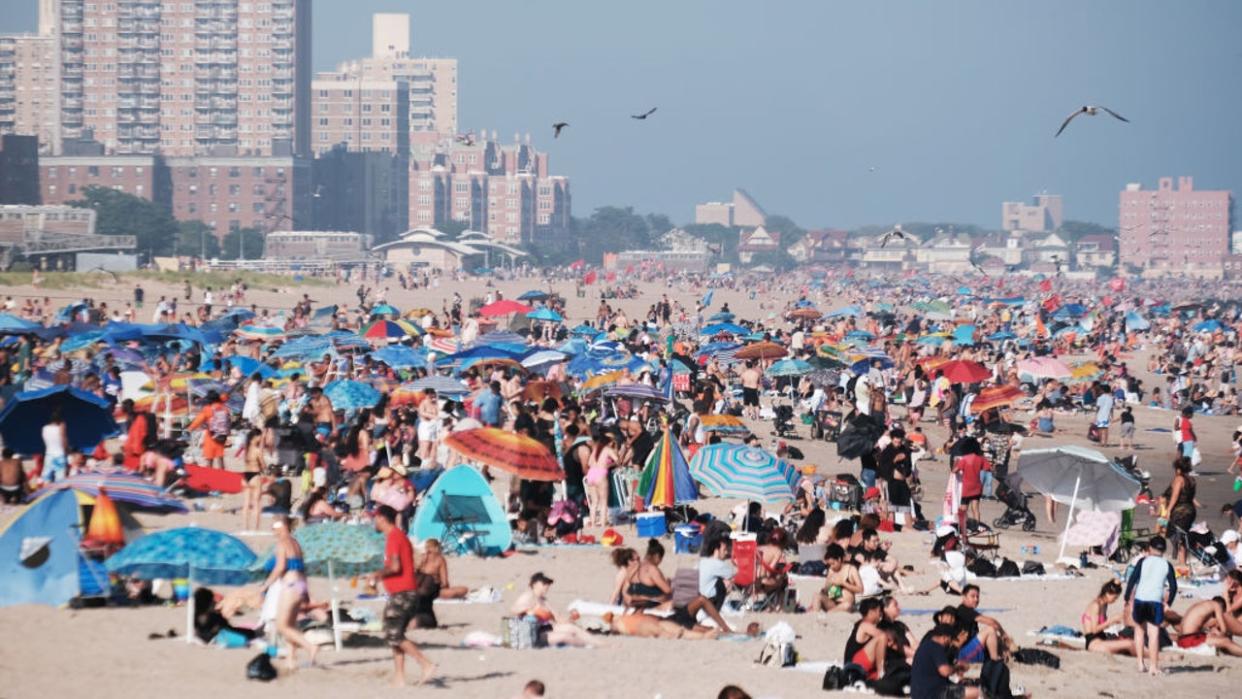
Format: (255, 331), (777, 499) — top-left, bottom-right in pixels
(0, 273), (1237, 698)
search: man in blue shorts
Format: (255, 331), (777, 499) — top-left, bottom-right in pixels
(1125, 536), (1176, 675)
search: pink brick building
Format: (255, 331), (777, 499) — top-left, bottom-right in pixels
(1119, 176), (1232, 273)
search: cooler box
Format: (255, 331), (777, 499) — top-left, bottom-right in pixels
(673, 524), (703, 554)
(636, 512), (666, 537)
(730, 532), (757, 587)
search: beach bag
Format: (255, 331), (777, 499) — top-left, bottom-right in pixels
(997, 558), (1020, 578)
(208, 407), (231, 441)
(1013, 647), (1060, 669)
(823, 663), (866, 691)
(1021, 561), (1045, 576)
(872, 663), (912, 697)
(980, 658), (1015, 699)
(1190, 446), (1202, 466)
(1086, 424), (1101, 443)
(968, 556), (997, 578)
(246, 653), (277, 682)
(756, 639), (796, 667)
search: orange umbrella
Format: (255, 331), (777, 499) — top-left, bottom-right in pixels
(444, 428), (564, 481)
(524, 380), (564, 402)
(699, 414), (750, 434)
(970, 384), (1025, 413)
(84, 489), (126, 548)
(581, 370), (624, 393)
(734, 341), (787, 360)
(788, 308), (822, 320)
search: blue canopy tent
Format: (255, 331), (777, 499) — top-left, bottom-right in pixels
(0, 385), (119, 455)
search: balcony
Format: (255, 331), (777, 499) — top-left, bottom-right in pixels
(139, 97), (160, 110)
(62, 21), (83, 34)
(62, 65), (83, 78)
(118, 97), (137, 109)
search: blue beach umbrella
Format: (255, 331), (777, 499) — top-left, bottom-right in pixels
(106, 527), (257, 585)
(765, 358), (813, 377)
(518, 290), (549, 302)
(402, 375), (471, 398)
(526, 307), (564, 323)
(324, 380), (381, 411)
(1192, 319), (1224, 333)
(371, 345), (427, 370)
(688, 444), (800, 504)
(0, 385), (119, 455)
(700, 322), (748, 336)
(369, 303), (401, 318)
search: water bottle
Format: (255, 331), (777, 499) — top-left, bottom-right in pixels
(1079, 551), (1088, 568)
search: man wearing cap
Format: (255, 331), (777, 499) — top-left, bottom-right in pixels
(510, 572), (595, 647)
(369, 505), (436, 687)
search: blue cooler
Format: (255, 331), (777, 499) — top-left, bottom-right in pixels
(673, 525), (703, 554)
(636, 512), (666, 537)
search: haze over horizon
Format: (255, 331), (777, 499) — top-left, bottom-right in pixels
(4, 0), (1239, 230)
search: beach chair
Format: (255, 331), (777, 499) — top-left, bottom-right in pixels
(1111, 508), (1153, 563)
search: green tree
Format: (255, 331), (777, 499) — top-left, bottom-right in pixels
(571, 206), (652, 261)
(173, 220), (221, 258)
(68, 186), (178, 256)
(1058, 220), (1115, 241)
(220, 226), (265, 260)
(436, 220), (470, 240)
(746, 249), (797, 271)
(763, 214), (806, 249)
(644, 213), (674, 238)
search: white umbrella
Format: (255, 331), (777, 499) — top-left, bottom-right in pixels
(1015, 445), (1140, 561)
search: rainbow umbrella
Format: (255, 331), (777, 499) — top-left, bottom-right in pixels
(638, 430), (698, 508)
(360, 319), (419, 341)
(443, 428), (564, 481)
(969, 384), (1025, 413)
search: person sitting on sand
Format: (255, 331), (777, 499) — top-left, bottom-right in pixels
(955, 584), (1009, 663)
(1080, 580), (1134, 655)
(842, 597), (891, 682)
(511, 572), (597, 647)
(601, 611), (719, 640)
(814, 544), (863, 613)
(1175, 597), (1242, 657)
(612, 540), (733, 632)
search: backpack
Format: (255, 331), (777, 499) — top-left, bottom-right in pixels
(1021, 561), (1045, 576)
(997, 558), (1021, 578)
(208, 406), (231, 440)
(823, 663), (866, 691)
(980, 658), (1014, 699)
(968, 556), (997, 578)
(871, 663), (912, 696)
(1013, 647), (1060, 669)
(246, 652), (277, 682)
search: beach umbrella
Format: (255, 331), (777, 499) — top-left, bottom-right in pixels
(987, 331), (1017, 342)
(296, 522), (387, 651)
(439, 345), (523, 367)
(61, 330), (106, 353)
(1016, 445), (1141, 561)
(517, 290), (549, 302)
(234, 324), (285, 342)
(1016, 357), (1072, 379)
(766, 358), (813, 378)
(788, 307), (822, 321)
(403, 307), (435, 320)
(918, 355), (951, 373)
(688, 444), (799, 504)
(371, 345), (427, 370)
(700, 322), (748, 337)
(915, 335), (946, 346)
(969, 384), (1025, 413)
(324, 379), (381, 411)
(951, 325), (976, 346)
(520, 350), (568, 371)
(443, 428), (564, 481)
(478, 299), (534, 317)
(526, 307), (564, 323)
(0, 385), (118, 455)
(271, 335), (332, 360)
(580, 370), (625, 393)
(223, 355), (276, 380)
(826, 305), (862, 318)
(369, 303), (401, 318)
(939, 360), (991, 385)
(698, 414), (750, 435)
(1069, 362), (1103, 383)
(602, 383), (668, 402)
(706, 311), (736, 323)
(809, 354), (846, 370)
(403, 375), (470, 398)
(106, 526), (257, 643)
(52, 471), (187, 513)
(0, 313), (40, 335)
(734, 341), (787, 361)
(1124, 311), (1150, 332)
(837, 413), (886, 459)
(570, 324), (602, 338)
(1192, 319), (1224, 334)
(638, 430), (698, 508)
(360, 319), (417, 341)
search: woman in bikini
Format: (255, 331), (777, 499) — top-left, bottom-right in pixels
(756, 528), (791, 598)
(585, 431), (619, 528)
(260, 516), (317, 670)
(1081, 580), (1133, 655)
(241, 429), (266, 533)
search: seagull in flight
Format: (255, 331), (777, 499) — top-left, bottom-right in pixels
(878, 226), (906, 248)
(1055, 105), (1130, 137)
(630, 107), (657, 120)
(455, 131), (476, 146)
(312, 185), (324, 198)
(552, 122), (569, 138)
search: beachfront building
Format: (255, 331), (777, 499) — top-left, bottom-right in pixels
(265, 230), (370, 261)
(1119, 176), (1232, 277)
(972, 232), (1024, 268)
(614, 249), (712, 274)
(857, 231), (919, 272)
(0, 203), (133, 269)
(0, 28), (58, 154)
(1002, 194), (1063, 233)
(1073, 234), (1117, 271)
(789, 229), (849, 265)
(694, 188), (766, 228)
(914, 231), (972, 274)
(736, 225), (780, 264)
(47, 0), (312, 157)
(166, 155), (311, 236)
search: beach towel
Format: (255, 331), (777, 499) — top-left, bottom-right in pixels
(1061, 510), (1121, 558)
(566, 599), (744, 625)
(182, 464), (244, 494)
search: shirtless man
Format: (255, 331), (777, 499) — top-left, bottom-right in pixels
(740, 361), (762, 420)
(1176, 596), (1242, 656)
(307, 387), (335, 434)
(601, 611), (718, 640)
(814, 544), (863, 613)
(0, 449), (24, 504)
(843, 597), (890, 682)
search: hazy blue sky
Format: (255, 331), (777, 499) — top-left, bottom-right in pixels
(5, 1), (1240, 228)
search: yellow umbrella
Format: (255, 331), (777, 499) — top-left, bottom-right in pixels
(581, 370), (624, 393)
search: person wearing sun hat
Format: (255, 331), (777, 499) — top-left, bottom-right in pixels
(371, 461), (414, 519)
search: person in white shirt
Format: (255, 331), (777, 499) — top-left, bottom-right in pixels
(40, 411), (68, 483)
(699, 536), (737, 610)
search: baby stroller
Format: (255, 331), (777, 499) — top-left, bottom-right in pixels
(812, 410), (843, 442)
(772, 404), (796, 439)
(992, 477), (1036, 532)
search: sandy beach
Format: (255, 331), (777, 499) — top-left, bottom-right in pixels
(1, 272), (1239, 699)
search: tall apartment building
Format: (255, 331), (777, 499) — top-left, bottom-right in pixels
(0, 134), (41, 203)
(0, 26), (59, 154)
(0, 37), (13, 136)
(409, 132), (570, 249)
(1002, 194), (1063, 233)
(327, 13), (457, 152)
(1119, 176), (1232, 273)
(310, 73), (409, 155)
(53, 0), (311, 157)
(694, 189), (767, 228)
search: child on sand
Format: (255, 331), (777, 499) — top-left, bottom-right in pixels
(1125, 536), (1177, 675)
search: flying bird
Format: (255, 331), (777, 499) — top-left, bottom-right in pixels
(968, 249), (989, 277)
(868, 166), (878, 173)
(1055, 105), (1130, 137)
(312, 185), (324, 198)
(630, 107), (657, 120)
(878, 226), (906, 248)
(552, 122), (569, 138)
(455, 131), (476, 146)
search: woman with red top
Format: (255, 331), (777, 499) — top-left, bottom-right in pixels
(951, 437), (990, 526)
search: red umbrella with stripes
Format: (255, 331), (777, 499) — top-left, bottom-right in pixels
(970, 384), (1025, 413)
(443, 428), (564, 481)
(939, 359), (991, 384)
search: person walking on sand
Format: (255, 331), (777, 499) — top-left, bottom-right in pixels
(369, 505), (437, 687)
(1125, 536), (1177, 675)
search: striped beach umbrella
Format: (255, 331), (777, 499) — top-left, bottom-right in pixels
(638, 430), (698, 508)
(698, 414), (750, 435)
(234, 324), (285, 342)
(688, 444), (799, 504)
(443, 428), (564, 481)
(52, 470), (188, 513)
(969, 384), (1025, 413)
(734, 341), (787, 361)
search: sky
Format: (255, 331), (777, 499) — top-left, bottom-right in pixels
(4, 1), (1240, 229)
